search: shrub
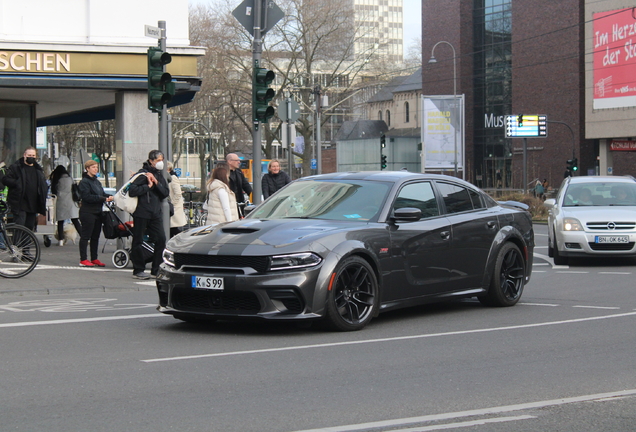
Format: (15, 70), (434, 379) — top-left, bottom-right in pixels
(492, 192), (548, 221)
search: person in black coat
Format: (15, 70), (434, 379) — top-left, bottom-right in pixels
(226, 153), (253, 206)
(78, 160), (113, 267)
(2, 147), (48, 231)
(127, 150), (170, 280)
(261, 159), (291, 200)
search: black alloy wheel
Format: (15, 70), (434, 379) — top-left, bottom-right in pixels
(324, 256), (378, 331)
(479, 242), (525, 307)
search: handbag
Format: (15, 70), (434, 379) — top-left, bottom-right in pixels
(71, 182), (82, 202)
(114, 173), (146, 214)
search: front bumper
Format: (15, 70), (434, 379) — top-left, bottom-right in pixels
(557, 231), (636, 257)
(156, 263), (325, 320)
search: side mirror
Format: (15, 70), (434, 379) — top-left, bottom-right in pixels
(391, 207), (422, 222)
(544, 198), (556, 208)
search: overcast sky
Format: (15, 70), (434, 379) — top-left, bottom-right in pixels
(189, 0), (421, 57)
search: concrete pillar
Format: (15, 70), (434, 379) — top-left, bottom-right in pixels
(114, 92), (159, 188)
(598, 139), (613, 176)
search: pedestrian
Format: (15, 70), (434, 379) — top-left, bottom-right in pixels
(226, 153), (252, 215)
(534, 179), (544, 200)
(261, 159), (291, 200)
(205, 164), (239, 224)
(2, 147), (48, 231)
(127, 150), (170, 280)
(166, 161), (186, 237)
(49, 165), (81, 246)
(78, 159), (113, 267)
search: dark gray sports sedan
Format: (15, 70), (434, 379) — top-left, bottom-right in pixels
(157, 171), (534, 331)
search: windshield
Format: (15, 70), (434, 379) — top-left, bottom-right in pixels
(248, 179), (392, 221)
(563, 182), (636, 206)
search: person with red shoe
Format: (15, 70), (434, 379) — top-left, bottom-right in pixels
(77, 160), (112, 267)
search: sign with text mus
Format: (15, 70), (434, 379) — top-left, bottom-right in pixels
(593, 8), (636, 109)
(505, 115), (547, 138)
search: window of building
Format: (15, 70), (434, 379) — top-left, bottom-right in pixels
(404, 101), (410, 123)
(378, 110), (383, 121)
(0, 102), (36, 169)
(386, 110), (391, 127)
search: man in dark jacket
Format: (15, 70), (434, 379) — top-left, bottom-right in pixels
(226, 153), (252, 214)
(127, 150), (170, 280)
(2, 147), (48, 230)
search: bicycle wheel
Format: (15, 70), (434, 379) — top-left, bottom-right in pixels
(0, 224), (41, 278)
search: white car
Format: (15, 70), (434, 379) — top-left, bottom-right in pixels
(544, 176), (636, 265)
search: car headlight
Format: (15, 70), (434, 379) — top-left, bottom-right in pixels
(162, 249), (176, 267)
(563, 217), (583, 231)
(269, 252), (322, 271)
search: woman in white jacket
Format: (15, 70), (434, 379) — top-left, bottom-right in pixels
(205, 163), (239, 224)
(166, 161), (187, 237)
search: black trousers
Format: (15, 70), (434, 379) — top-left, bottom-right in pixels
(131, 216), (166, 275)
(79, 212), (102, 262)
(12, 210), (37, 231)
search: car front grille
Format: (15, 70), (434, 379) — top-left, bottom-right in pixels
(174, 253), (270, 273)
(586, 221), (636, 230)
(588, 242), (635, 251)
(172, 288), (261, 313)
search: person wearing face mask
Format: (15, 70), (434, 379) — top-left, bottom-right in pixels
(127, 150), (170, 280)
(2, 147), (48, 231)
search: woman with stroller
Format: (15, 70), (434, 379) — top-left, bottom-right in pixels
(205, 163), (239, 224)
(49, 165), (81, 246)
(77, 160), (113, 267)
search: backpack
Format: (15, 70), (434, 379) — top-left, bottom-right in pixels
(71, 182), (82, 202)
(113, 172), (146, 214)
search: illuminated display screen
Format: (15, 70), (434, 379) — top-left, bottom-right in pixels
(505, 115), (547, 138)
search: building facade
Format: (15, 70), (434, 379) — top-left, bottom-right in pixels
(355, 0), (404, 63)
(423, 0), (636, 191)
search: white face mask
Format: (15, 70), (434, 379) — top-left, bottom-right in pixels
(154, 161), (164, 171)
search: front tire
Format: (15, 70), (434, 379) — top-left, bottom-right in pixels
(0, 224), (40, 278)
(552, 229), (568, 265)
(479, 243), (525, 307)
(323, 256), (378, 331)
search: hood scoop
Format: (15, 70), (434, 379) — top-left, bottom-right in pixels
(221, 227), (260, 234)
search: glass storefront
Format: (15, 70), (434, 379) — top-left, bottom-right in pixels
(0, 102), (36, 168)
(473, 0), (512, 189)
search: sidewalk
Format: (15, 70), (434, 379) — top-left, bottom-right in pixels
(1, 224), (156, 297)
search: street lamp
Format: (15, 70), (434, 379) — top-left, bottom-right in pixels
(429, 40), (458, 176)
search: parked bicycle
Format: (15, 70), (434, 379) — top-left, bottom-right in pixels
(0, 199), (40, 278)
(183, 191), (208, 228)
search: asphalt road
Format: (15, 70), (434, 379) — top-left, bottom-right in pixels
(1, 224), (635, 431)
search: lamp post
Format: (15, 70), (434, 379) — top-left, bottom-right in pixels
(429, 41), (458, 176)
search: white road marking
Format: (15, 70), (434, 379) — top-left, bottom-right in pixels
(519, 302), (560, 307)
(289, 390), (636, 432)
(573, 305), (621, 310)
(382, 415), (536, 432)
(533, 262), (550, 266)
(141, 311), (636, 363)
(0, 313), (166, 328)
(556, 271), (589, 274)
(599, 271), (632, 275)
(32, 265), (130, 272)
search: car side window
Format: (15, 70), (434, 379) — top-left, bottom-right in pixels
(393, 182), (440, 218)
(469, 188), (485, 209)
(437, 182), (474, 214)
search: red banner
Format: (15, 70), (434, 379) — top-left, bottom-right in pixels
(610, 140), (636, 151)
(593, 8), (636, 109)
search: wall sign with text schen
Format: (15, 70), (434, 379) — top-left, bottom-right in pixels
(505, 115), (548, 138)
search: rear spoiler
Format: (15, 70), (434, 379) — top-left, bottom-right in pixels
(497, 200), (529, 211)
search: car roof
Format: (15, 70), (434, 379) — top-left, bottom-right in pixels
(300, 171), (478, 188)
(566, 175), (636, 185)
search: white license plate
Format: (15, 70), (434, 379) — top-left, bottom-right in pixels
(192, 276), (224, 290)
(595, 236), (629, 244)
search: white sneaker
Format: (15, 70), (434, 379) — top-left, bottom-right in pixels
(58, 240), (64, 247)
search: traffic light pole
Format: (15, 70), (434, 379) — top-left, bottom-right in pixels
(159, 20), (170, 238)
(251, 0), (264, 205)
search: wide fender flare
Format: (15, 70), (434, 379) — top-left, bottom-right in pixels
(310, 240), (381, 317)
(481, 225), (529, 289)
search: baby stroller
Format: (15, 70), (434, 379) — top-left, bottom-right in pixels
(102, 203), (154, 269)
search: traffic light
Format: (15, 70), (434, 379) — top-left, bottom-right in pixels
(380, 134), (386, 149)
(147, 47), (173, 113)
(253, 67), (276, 123)
(381, 154), (387, 170)
(567, 158), (578, 173)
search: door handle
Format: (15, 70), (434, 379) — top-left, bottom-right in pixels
(487, 221), (498, 229)
(440, 231), (450, 240)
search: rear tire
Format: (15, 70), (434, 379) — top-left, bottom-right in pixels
(479, 243), (524, 307)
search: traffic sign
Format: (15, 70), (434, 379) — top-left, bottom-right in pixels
(277, 98), (301, 122)
(174, 168), (182, 177)
(505, 114), (548, 138)
(232, 0), (284, 37)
